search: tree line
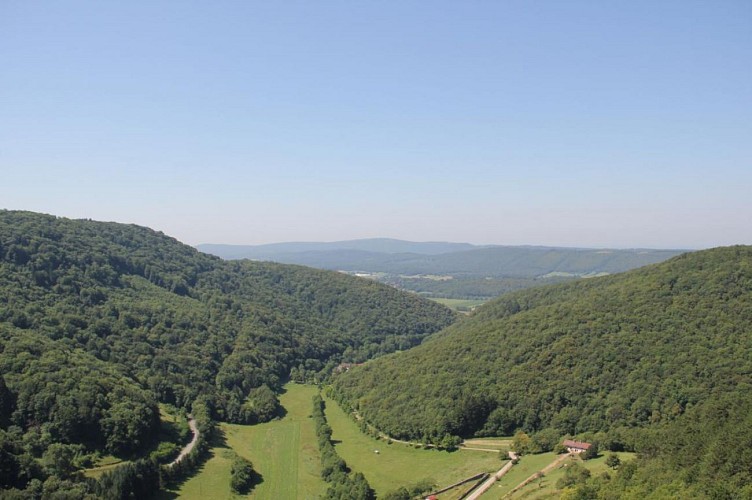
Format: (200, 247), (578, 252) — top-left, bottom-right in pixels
(311, 394), (374, 500)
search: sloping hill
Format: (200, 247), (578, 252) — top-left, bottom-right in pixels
(0, 210), (455, 495)
(333, 246), (752, 442)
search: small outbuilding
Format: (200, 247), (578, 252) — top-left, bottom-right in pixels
(562, 439), (592, 454)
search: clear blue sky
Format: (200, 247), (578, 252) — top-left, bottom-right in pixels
(2, 1), (750, 248)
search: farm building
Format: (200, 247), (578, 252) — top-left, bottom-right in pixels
(562, 440), (592, 453)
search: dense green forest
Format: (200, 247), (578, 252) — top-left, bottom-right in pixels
(333, 246), (752, 497)
(0, 210), (455, 497)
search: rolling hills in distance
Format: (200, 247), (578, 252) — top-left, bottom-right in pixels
(197, 240), (685, 303)
(333, 245), (752, 498)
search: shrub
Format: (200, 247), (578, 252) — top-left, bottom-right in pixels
(229, 454), (256, 494)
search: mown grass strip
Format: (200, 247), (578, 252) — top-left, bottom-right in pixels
(322, 392), (500, 497)
(167, 383), (325, 499)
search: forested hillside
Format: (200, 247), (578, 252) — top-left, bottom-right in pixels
(333, 246), (752, 496)
(335, 246), (752, 438)
(0, 210), (455, 497)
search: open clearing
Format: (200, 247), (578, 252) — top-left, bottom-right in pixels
(499, 452), (636, 499)
(322, 392), (501, 497)
(168, 383), (325, 499)
(430, 297), (488, 312)
(479, 452), (558, 498)
(480, 452), (636, 499)
(462, 437), (513, 451)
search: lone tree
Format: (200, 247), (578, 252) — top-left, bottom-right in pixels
(583, 442), (599, 460)
(605, 453), (621, 469)
(230, 455), (256, 494)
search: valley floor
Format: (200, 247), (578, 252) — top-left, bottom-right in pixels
(163, 383), (325, 499)
(165, 383), (505, 498)
(321, 391), (501, 497)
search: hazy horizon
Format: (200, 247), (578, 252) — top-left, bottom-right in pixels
(195, 237), (693, 252)
(2, 2), (750, 249)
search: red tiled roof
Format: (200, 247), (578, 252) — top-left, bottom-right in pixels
(562, 439), (591, 450)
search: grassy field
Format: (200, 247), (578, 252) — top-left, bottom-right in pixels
(463, 437), (513, 450)
(479, 452), (636, 499)
(502, 452), (636, 499)
(429, 297), (488, 312)
(480, 452), (559, 499)
(82, 455), (124, 480)
(322, 393), (501, 497)
(168, 383), (326, 499)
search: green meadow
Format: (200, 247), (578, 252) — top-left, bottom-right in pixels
(166, 384), (628, 500)
(322, 392), (501, 497)
(481, 452), (636, 499)
(429, 297), (488, 312)
(480, 452), (559, 499)
(168, 383), (325, 499)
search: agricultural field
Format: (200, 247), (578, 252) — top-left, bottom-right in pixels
(480, 452), (559, 498)
(167, 384), (325, 499)
(501, 452), (636, 499)
(429, 297), (488, 312)
(462, 437), (513, 451)
(322, 393), (501, 497)
(481, 452), (636, 499)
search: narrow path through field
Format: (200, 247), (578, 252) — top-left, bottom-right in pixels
(502, 452), (572, 498)
(463, 452), (518, 500)
(168, 416), (199, 467)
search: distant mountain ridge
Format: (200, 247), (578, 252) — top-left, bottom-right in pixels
(197, 239), (685, 279)
(197, 238), (479, 259)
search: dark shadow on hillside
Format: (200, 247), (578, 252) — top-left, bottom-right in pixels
(153, 488), (179, 499)
(210, 427), (229, 448)
(246, 470), (265, 494)
(275, 405), (288, 420)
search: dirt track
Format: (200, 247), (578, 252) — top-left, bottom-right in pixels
(464, 452), (518, 500)
(168, 416), (199, 467)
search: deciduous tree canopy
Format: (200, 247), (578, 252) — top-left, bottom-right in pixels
(333, 246), (752, 496)
(335, 246), (752, 442)
(0, 210), (455, 496)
